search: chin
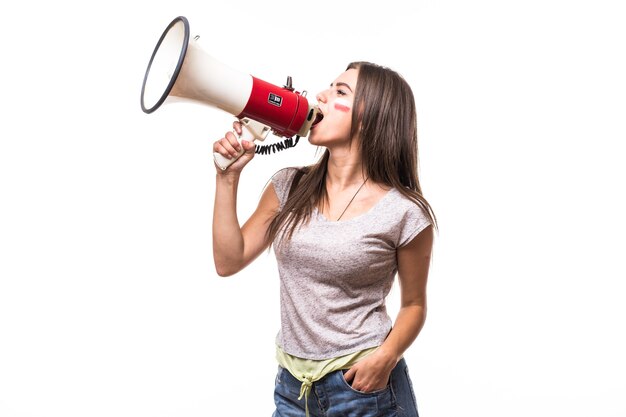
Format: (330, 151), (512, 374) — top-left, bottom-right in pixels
(307, 130), (322, 146)
(307, 128), (349, 148)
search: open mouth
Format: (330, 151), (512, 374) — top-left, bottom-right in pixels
(312, 110), (324, 127)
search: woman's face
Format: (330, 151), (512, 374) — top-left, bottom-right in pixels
(308, 68), (359, 147)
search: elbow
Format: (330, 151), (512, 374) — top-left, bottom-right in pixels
(215, 265), (237, 277)
(214, 260), (243, 277)
(213, 247), (247, 277)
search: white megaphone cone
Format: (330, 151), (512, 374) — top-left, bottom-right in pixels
(140, 16), (322, 170)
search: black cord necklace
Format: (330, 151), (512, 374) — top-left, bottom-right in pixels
(335, 177), (369, 221)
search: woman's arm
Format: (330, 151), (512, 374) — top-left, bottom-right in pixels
(212, 174), (280, 276)
(212, 123), (280, 277)
(343, 225), (434, 392)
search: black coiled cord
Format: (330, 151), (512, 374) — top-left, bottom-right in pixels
(255, 136), (300, 155)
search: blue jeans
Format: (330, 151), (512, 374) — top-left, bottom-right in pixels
(272, 358), (419, 417)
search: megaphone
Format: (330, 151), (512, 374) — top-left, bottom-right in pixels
(140, 16), (322, 170)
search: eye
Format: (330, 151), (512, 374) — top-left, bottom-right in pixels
(336, 89), (347, 96)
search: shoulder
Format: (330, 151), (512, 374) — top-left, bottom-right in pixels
(384, 187), (432, 247)
(270, 167), (303, 209)
(271, 167), (300, 185)
(385, 187), (426, 212)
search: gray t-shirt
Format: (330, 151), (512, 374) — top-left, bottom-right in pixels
(271, 167), (431, 360)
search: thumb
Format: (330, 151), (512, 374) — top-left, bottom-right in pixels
(241, 139), (256, 153)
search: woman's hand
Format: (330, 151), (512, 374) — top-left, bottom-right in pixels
(213, 121), (256, 174)
(343, 348), (397, 393)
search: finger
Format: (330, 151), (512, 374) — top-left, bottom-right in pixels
(232, 120), (243, 136)
(241, 139), (256, 153)
(213, 142), (233, 159)
(224, 131), (242, 153)
(217, 137), (241, 159)
(216, 138), (240, 159)
(343, 368), (356, 383)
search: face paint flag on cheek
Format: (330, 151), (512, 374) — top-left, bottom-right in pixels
(334, 98), (352, 113)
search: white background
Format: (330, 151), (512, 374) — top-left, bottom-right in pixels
(1, 0), (625, 416)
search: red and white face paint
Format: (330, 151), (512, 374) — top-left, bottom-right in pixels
(333, 98), (352, 113)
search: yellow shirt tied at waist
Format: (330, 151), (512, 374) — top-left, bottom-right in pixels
(275, 345), (378, 417)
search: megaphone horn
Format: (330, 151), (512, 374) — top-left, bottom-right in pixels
(140, 16), (322, 170)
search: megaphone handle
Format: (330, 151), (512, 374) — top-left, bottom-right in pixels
(213, 118), (270, 171)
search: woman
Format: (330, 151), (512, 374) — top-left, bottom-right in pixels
(213, 61), (436, 417)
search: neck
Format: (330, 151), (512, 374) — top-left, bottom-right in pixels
(325, 147), (366, 189)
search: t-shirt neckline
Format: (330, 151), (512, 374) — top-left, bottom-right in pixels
(314, 187), (396, 224)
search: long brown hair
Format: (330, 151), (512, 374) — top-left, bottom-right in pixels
(267, 61), (437, 246)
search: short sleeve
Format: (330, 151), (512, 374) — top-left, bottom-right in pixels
(270, 167), (299, 210)
(397, 203), (432, 247)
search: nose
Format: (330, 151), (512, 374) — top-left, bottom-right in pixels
(316, 90), (328, 104)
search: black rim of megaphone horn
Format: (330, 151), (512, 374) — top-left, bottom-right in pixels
(140, 16), (190, 114)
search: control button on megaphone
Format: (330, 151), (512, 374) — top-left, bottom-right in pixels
(140, 16), (322, 170)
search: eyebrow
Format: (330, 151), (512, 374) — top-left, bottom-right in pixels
(330, 82), (353, 92)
